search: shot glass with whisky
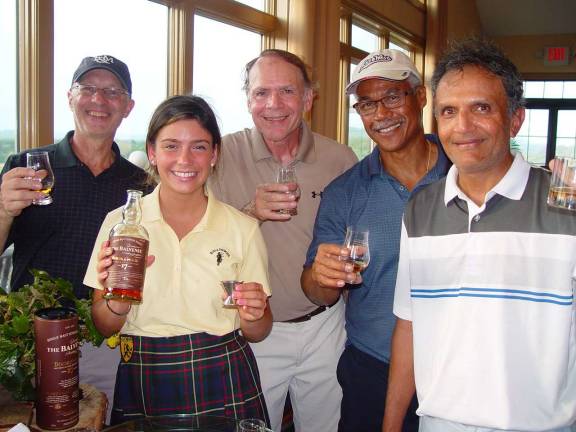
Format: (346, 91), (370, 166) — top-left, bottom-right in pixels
(26, 151), (55, 205)
(342, 226), (370, 281)
(548, 157), (576, 211)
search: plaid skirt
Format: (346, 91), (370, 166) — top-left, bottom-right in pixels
(110, 331), (269, 426)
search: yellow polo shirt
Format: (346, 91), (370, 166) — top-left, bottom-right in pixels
(83, 184), (270, 337)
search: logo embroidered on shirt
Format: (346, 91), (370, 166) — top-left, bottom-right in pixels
(311, 190), (323, 198)
(210, 248), (231, 266)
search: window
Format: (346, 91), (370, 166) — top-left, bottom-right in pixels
(192, 15), (261, 135)
(0, 0), (17, 167)
(524, 81), (576, 99)
(515, 109), (548, 165)
(351, 24), (379, 53)
(515, 81), (576, 165)
(54, 0), (168, 156)
(347, 64), (373, 158)
(556, 110), (576, 158)
(389, 41), (409, 56)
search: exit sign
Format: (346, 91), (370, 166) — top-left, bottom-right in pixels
(544, 46), (571, 66)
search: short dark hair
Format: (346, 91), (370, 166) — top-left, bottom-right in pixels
(146, 95), (221, 180)
(431, 38), (524, 115)
(242, 49), (313, 92)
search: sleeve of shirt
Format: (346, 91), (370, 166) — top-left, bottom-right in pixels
(239, 222), (271, 296)
(0, 154), (21, 251)
(83, 211), (119, 291)
(304, 180), (348, 267)
(393, 220), (412, 321)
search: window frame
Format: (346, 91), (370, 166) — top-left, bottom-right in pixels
(524, 98), (576, 164)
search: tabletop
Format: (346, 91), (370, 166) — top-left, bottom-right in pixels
(103, 414), (242, 432)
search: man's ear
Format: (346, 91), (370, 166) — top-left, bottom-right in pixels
(415, 85), (427, 110)
(510, 107), (525, 138)
(302, 88), (314, 114)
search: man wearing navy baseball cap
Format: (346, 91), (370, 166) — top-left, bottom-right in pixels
(302, 49), (451, 431)
(72, 54), (132, 95)
(0, 54), (149, 422)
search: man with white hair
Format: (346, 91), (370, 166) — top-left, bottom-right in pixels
(301, 49), (451, 431)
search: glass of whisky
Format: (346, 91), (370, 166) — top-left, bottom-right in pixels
(342, 226), (370, 280)
(26, 151), (55, 205)
(548, 157), (576, 211)
(275, 165), (301, 216)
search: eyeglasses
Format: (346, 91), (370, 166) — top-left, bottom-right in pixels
(72, 84), (130, 100)
(353, 89), (415, 116)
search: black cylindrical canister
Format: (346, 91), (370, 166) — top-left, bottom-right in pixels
(34, 307), (80, 430)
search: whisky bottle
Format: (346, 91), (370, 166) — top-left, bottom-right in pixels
(104, 190), (149, 304)
(35, 307), (79, 430)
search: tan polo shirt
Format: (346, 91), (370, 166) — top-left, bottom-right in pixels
(208, 123), (357, 321)
(84, 185), (270, 337)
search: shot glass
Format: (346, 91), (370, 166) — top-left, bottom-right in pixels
(238, 418), (266, 432)
(221, 280), (242, 307)
(547, 157), (576, 211)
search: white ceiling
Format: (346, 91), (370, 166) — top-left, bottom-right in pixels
(475, 0), (576, 36)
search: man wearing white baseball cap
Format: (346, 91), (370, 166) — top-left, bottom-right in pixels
(302, 49), (451, 431)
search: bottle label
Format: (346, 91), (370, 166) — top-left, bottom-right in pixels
(34, 308), (79, 430)
(108, 236), (149, 292)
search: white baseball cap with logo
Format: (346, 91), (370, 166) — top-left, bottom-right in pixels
(346, 49), (422, 95)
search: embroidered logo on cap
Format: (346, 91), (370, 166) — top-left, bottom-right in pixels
(358, 53), (393, 73)
(92, 55), (115, 64)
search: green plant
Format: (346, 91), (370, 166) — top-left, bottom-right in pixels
(0, 270), (104, 401)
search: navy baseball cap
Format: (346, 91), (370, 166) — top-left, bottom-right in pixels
(72, 55), (132, 94)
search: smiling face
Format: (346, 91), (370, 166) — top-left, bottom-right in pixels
(246, 55), (313, 148)
(434, 65), (524, 181)
(68, 69), (134, 141)
(355, 78), (426, 155)
(147, 118), (217, 203)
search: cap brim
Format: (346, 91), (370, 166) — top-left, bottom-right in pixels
(345, 71), (413, 95)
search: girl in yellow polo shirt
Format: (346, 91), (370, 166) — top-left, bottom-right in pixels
(84, 95), (271, 425)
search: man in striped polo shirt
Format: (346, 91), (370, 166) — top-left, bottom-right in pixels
(384, 38), (576, 431)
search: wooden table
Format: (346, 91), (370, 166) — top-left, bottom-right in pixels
(0, 384), (107, 432)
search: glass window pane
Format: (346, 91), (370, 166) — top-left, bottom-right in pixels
(351, 24), (378, 53)
(543, 81), (564, 99)
(556, 110), (576, 158)
(54, 0), (168, 157)
(524, 81), (576, 99)
(0, 0), (17, 168)
(556, 139), (575, 158)
(523, 81), (544, 98)
(347, 63), (373, 159)
(193, 15), (261, 135)
(557, 110), (576, 138)
(515, 108), (548, 165)
(389, 41), (409, 56)
(563, 82), (576, 98)
(235, 0), (265, 10)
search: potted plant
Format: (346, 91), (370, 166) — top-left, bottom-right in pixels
(0, 270), (104, 401)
